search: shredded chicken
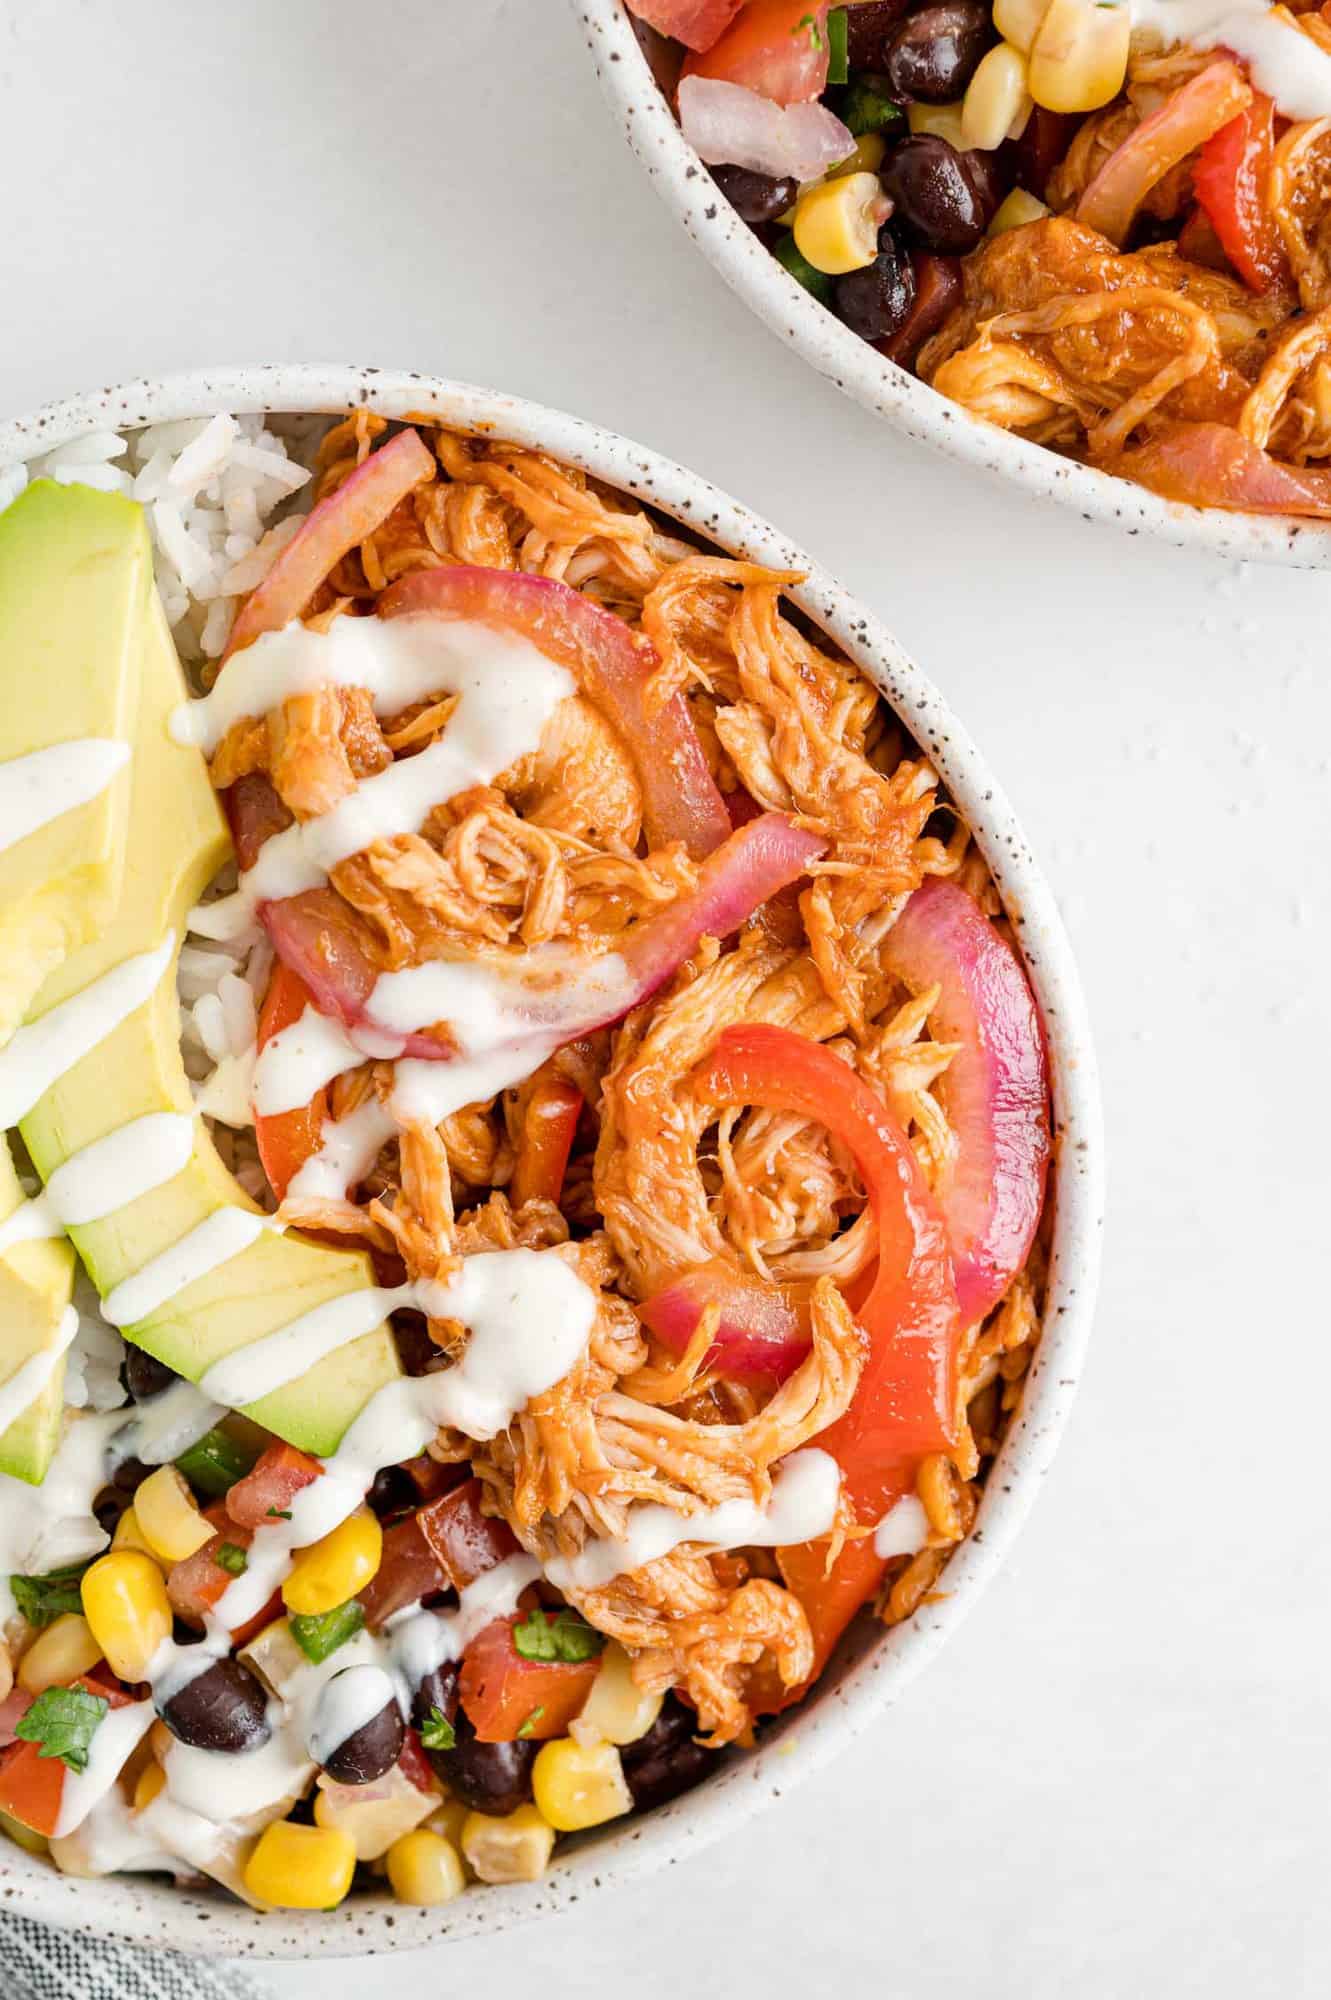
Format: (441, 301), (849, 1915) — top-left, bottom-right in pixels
(219, 419), (1045, 1743)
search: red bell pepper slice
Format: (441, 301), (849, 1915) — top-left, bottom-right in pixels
(458, 1615), (600, 1742)
(0, 1676), (136, 1836)
(1192, 92), (1290, 294)
(254, 960), (331, 1202)
(683, 1), (831, 104)
(510, 1076), (583, 1208)
(692, 1024), (961, 1521)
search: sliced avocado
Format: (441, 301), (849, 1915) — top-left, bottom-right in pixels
(0, 482), (142, 1047)
(0, 1135), (76, 1483)
(17, 489), (400, 1457)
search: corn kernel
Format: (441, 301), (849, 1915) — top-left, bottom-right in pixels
(242, 1820), (357, 1910)
(0, 1639), (13, 1704)
(988, 187), (1053, 235)
(1029, 0), (1130, 114)
(386, 1829), (466, 1908)
(963, 43), (1031, 152)
(133, 1466), (213, 1564)
(80, 1551), (172, 1683)
(830, 131), (888, 180)
(575, 1643), (663, 1748)
(133, 1762), (166, 1811)
(907, 101), (967, 147)
(17, 1614), (103, 1695)
(460, 1804), (555, 1885)
(793, 172), (890, 276)
(425, 1797), (469, 1848)
(994, 0), (1052, 52)
(532, 1738), (632, 1834)
(282, 1509), (382, 1618)
(111, 1507), (163, 1565)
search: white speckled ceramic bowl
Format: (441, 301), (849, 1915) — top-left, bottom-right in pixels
(576, 0), (1331, 569)
(0, 366), (1103, 1958)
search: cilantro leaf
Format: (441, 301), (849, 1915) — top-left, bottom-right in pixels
(9, 1562), (91, 1630)
(15, 1686), (109, 1773)
(214, 1542), (248, 1577)
(513, 1606), (605, 1665)
(792, 11), (824, 49)
(266, 1507), (292, 1521)
(419, 1707), (456, 1752)
(516, 1705), (545, 1740)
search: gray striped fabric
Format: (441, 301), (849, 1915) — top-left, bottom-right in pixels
(0, 1910), (270, 2000)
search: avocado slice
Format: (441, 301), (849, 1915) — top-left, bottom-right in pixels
(16, 487), (400, 1457)
(0, 482), (142, 1047)
(0, 1135), (76, 1483)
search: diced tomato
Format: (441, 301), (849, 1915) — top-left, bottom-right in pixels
(359, 1513), (449, 1630)
(682, 0), (831, 104)
(358, 1481), (515, 1629)
(627, 0), (745, 50)
(397, 1729), (437, 1796)
(417, 1480), (519, 1590)
(1176, 202), (1233, 274)
(254, 961), (330, 1202)
(1192, 93), (1290, 294)
(165, 1507), (279, 1643)
(0, 1688), (33, 1748)
(0, 1677), (135, 1836)
(458, 1616), (600, 1743)
(226, 1442), (322, 1529)
(510, 1076), (583, 1208)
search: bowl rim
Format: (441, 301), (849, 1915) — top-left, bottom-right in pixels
(0, 364), (1104, 1958)
(573, 0), (1331, 571)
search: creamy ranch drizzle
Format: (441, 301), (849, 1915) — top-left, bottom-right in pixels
(101, 1206), (275, 1329)
(873, 1493), (931, 1560)
(0, 1412), (121, 1623)
(252, 1005), (366, 1116)
(0, 1306), (79, 1439)
(0, 935), (173, 1128)
(52, 1696), (157, 1839)
(545, 1449), (842, 1594)
(1132, 0), (1331, 119)
(179, 614), (575, 942)
(0, 738), (130, 857)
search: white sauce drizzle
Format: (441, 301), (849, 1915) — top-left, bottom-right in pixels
(252, 1005), (366, 1116)
(306, 1663), (398, 1767)
(0, 1412), (118, 1622)
(0, 934), (173, 1128)
(52, 1696), (157, 1838)
(387, 1553), (541, 1690)
(43, 1112), (195, 1226)
(0, 1192), (62, 1252)
(197, 1285), (407, 1406)
(545, 1449), (842, 1593)
(0, 1306), (79, 1439)
(1131, 0), (1331, 119)
(108, 1378), (225, 1469)
(285, 1095), (396, 1204)
(873, 1493), (931, 1560)
(101, 1206), (274, 1329)
(0, 738), (130, 857)
(180, 615), (574, 941)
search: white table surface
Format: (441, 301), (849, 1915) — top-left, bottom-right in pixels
(4, 1), (1330, 1993)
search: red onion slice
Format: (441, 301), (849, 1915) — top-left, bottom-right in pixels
(882, 877), (1050, 1324)
(378, 565), (731, 861)
(640, 1260), (809, 1381)
(222, 427), (436, 662)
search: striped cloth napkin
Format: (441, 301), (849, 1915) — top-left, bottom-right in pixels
(0, 1909), (270, 2000)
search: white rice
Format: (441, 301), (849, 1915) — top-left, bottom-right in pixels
(5, 412), (312, 666)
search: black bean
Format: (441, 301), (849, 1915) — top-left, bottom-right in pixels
(124, 1348), (180, 1402)
(882, 135), (988, 254)
(367, 1465), (419, 1519)
(620, 1694), (715, 1815)
(885, 2), (992, 104)
(320, 1697), (405, 1787)
(961, 145), (1011, 227)
(428, 1712), (536, 1816)
(845, 0), (915, 69)
(710, 164), (799, 226)
(409, 1659), (459, 1736)
(834, 225), (916, 342)
(158, 1657), (271, 1754)
(109, 1454), (150, 1495)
